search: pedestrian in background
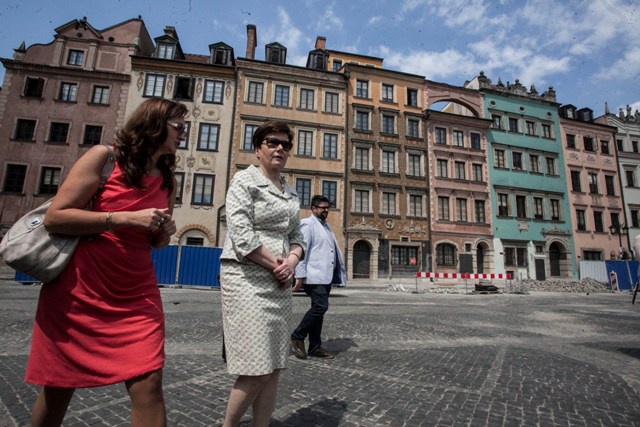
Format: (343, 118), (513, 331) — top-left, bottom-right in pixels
(291, 195), (346, 360)
(26, 98), (185, 426)
(219, 121), (305, 426)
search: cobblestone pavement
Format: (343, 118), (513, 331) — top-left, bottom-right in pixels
(1, 281), (640, 426)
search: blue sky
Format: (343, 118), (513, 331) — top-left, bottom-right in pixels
(1, 0), (638, 117)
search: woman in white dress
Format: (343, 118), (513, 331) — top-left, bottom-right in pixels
(220, 121), (306, 426)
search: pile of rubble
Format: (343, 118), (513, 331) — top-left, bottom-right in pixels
(512, 277), (610, 293)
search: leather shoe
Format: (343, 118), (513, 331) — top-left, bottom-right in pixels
(291, 339), (307, 359)
(308, 348), (335, 359)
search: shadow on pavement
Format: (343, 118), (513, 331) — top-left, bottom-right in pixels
(324, 337), (358, 355)
(272, 397), (348, 426)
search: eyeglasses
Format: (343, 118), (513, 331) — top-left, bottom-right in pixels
(167, 122), (187, 134)
(313, 205), (330, 210)
(262, 137), (293, 152)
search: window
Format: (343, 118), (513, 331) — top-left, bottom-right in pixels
(454, 161), (465, 180)
(550, 199), (560, 221)
(382, 83), (394, 102)
(516, 195), (527, 218)
(48, 122), (69, 143)
(83, 125), (102, 145)
(601, 140), (610, 155)
(583, 250), (602, 261)
(530, 154), (540, 173)
(475, 200), (485, 223)
(92, 86), (110, 104)
(266, 43), (286, 63)
(526, 121), (536, 135)
(324, 92), (339, 113)
(203, 80), (224, 104)
(296, 179), (312, 206)
(322, 181), (337, 208)
(472, 164), (483, 182)
(354, 189), (370, 213)
(381, 150), (396, 174)
(407, 88), (418, 107)
(23, 77), (44, 98)
(626, 170), (636, 187)
(3, 164), (27, 193)
(156, 44), (175, 59)
(584, 137), (595, 152)
(617, 139), (624, 152)
(546, 157), (557, 175)
(382, 114), (395, 134)
(356, 80), (369, 98)
(273, 84), (290, 107)
(198, 124), (220, 151)
(593, 211), (604, 232)
(308, 51), (327, 70)
(453, 130), (464, 147)
(382, 192), (396, 215)
(571, 171), (582, 192)
(435, 127), (447, 145)
(186, 237), (204, 246)
(174, 76), (194, 100)
(391, 246), (419, 266)
(247, 81), (264, 103)
(456, 198), (467, 222)
(177, 122), (190, 149)
(210, 45), (233, 65)
(542, 124), (551, 138)
(354, 147), (369, 170)
(297, 130), (313, 156)
(59, 82), (77, 102)
(355, 111), (369, 131)
(174, 172), (184, 203)
(437, 159), (448, 178)
(576, 209), (586, 231)
(534, 197), (544, 219)
(495, 149), (506, 168)
(611, 212), (621, 228)
(323, 133), (338, 159)
(512, 152), (523, 170)
(39, 167), (61, 195)
(407, 153), (421, 176)
(631, 209), (640, 228)
(436, 244), (456, 266)
(15, 119), (36, 141)
(566, 134), (576, 149)
(634, 141), (639, 153)
(470, 133), (481, 149)
(588, 172), (599, 194)
(243, 124), (258, 150)
(498, 193), (509, 216)
(605, 175), (616, 196)
(492, 114), (502, 130)
(192, 174), (214, 206)
(407, 118), (420, 138)
(438, 196), (450, 220)
(299, 88), (315, 110)
(332, 59), (342, 72)
(504, 247), (527, 267)
(67, 49), (84, 66)
(144, 74), (165, 97)
(508, 117), (519, 133)
(409, 195), (423, 217)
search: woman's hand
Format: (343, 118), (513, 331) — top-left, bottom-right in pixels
(151, 216), (177, 248)
(273, 257), (295, 288)
(127, 208), (172, 232)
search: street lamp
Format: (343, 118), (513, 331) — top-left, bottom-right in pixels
(609, 223), (629, 259)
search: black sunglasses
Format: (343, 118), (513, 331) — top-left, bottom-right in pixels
(262, 137), (293, 152)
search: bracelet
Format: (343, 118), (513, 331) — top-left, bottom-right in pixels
(288, 252), (300, 261)
(105, 211), (113, 231)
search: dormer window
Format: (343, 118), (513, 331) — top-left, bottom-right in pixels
(157, 43), (175, 59)
(265, 43), (286, 64)
(209, 43), (234, 66)
(306, 50), (327, 70)
(578, 108), (593, 122)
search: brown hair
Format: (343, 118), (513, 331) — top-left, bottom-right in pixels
(114, 98), (188, 192)
(251, 121), (294, 150)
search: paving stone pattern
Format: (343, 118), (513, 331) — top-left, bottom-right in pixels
(1, 282), (639, 426)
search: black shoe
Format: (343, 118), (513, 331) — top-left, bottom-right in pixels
(291, 339), (307, 359)
(308, 348), (335, 359)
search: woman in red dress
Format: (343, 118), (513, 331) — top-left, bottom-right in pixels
(25, 98), (187, 426)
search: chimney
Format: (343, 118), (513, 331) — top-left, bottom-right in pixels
(164, 26), (178, 40)
(246, 24), (257, 59)
(315, 36), (326, 50)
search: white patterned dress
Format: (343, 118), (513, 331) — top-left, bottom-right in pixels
(220, 165), (306, 376)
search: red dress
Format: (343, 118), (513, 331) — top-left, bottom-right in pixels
(25, 162), (168, 388)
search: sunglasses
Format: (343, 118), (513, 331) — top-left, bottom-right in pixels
(167, 122), (187, 134)
(262, 137), (293, 152)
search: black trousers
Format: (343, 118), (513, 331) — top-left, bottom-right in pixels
(291, 284), (331, 353)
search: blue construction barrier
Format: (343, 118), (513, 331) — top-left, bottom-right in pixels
(151, 245), (179, 285)
(605, 260), (639, 291)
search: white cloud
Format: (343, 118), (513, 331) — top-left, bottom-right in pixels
(595, 47), (640, 80)
(368, 16), (382, 26)
(316, 6), (343, 31)
(379, 45), (479, 80)
(261, 7), (310, 66)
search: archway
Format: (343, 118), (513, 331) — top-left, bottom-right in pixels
(476, 243), (485, 274)
(549, 242), (562, 277)
(353, 240), (371, 279)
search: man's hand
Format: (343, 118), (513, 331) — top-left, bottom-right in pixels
(292, 278), (303, 292)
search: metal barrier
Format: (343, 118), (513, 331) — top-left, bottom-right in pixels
(415, 272), (512, 293)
